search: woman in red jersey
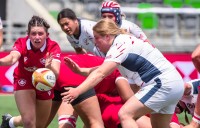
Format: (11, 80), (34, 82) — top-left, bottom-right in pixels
(0, 16), (61, 128)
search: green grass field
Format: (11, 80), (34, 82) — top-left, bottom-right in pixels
(0, 95), (191, 128)
(0, 95), (83, 128)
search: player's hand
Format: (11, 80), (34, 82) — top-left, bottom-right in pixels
(45, 52), (53, 68)
(61, 87), (80, 104)
(63, 57), (81, 74)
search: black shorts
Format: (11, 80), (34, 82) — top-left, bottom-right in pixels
(53, 87), (96, 106)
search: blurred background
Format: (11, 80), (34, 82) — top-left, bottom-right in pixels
(0, 0), (200, 52)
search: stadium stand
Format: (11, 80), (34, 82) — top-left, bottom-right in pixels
(1, 0), (200, 52)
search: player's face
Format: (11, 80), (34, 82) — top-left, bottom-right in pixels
(29, 26), (48, 50)
(58, 18), (78, 36)
(93, 31), (111, 54)
(101, 13), (116, 23)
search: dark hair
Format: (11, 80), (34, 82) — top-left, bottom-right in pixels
(57, 8), (77, 23)
(28, 15), (50, 34)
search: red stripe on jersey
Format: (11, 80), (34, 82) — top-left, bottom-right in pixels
(116, 52), (123, 58)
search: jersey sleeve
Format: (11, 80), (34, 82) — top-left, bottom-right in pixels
(105, 36), (131, 64)
(12, 38), (23, 55)
(48, 41), (61, 62)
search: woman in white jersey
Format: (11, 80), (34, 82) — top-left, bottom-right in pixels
(57, 8), (105, 57)
(62, 19), (184, 128)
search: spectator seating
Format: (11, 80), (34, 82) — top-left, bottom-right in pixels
(184, 0), (200, 8)
(137, 3), (159, 37)
(163, 0), (184, 8)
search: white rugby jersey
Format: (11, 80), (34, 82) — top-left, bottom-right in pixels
(0, 17), (2, 29)
(120, 20), (148, 42)
(67, 19), (105, 57)
(181, 79), (200, 115)
(105, 34), (176, 87)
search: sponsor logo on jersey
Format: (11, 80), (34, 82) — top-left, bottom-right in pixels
(24, 66), (37, 72)
(18, 79), (26, 86)
(84, 38), (89, 45)
(48, 91), (51, 96)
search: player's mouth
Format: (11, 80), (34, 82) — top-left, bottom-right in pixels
(65, 29), (72, 35)
(34, 40), (41, 44)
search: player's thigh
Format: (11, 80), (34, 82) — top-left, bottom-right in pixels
(136, 116), (152, 128)
(119, 95), (152, 119)
(151, 113), (172, 128)
(36, 99), (52, 127)
(14, 90), (36, 117)
(73, 95), (103, 126)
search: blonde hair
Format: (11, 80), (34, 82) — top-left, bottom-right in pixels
(93, 19), (127, 36)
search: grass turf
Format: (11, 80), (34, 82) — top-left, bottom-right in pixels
(0, 95), (191, 127)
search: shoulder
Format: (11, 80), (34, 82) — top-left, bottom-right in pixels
(121, 19), (134, 26)
(80, 19), (96, 28)
(122, 20), (140, 28)
(46, 38), (59, 45)
(46, 38), (61, 49)
(15, 36), (29, 44)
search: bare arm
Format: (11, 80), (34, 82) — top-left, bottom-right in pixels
(45, 52), (60, 79)
(64, 56), (98, 76)
(115, 77), (134, 102)
(76, 61), (117, 94)
(62, 61), (118, 102)
(0, 51), (20, 66)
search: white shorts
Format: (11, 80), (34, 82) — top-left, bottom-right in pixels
(135, 76), (184, 114)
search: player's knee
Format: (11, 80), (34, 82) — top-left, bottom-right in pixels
(58, 115), (76, 128)
(22, 115), (35, 128)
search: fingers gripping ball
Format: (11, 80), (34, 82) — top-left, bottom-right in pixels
(32, 68), (56, 91)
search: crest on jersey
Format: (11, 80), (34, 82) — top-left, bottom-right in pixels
(40, 58), (46, 65)
(18, 79), (26, 86)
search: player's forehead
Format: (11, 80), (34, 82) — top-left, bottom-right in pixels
(102, 12), (115, 17)
(30, 26), (46, 33)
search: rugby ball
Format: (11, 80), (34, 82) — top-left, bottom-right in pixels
(32, 68), (56, 91)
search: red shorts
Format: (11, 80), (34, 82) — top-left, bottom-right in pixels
(98, 95), (122, 128)
(14, 77), (54, 100)
(101, 103), (122, 128)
